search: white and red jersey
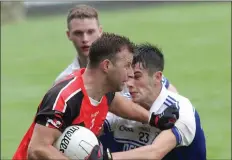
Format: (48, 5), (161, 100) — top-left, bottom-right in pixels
(13, 69), (115, 160)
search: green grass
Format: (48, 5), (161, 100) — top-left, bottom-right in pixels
(1, 2), (231, 159)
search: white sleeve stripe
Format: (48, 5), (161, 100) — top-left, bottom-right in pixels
(164, 101), (173, 107)
(105, 119), (112, 132)
(166, 98), (176, 105)
(52, 77), (77, 112)
(62, 88), (81, 113)
(167, 95), (177, 103)
(164, 96), (177, 107)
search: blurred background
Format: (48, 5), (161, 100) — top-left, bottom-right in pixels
(1, 1), (231, 159)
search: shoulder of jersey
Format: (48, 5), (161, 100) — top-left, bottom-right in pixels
(51, 74), (82, 95)
(54, 70), (81, 85)
(70, 71), (79, 77)
(167, 90), (192, 106)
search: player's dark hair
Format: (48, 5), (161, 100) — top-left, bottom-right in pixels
(133, 43), (164, 75)
(67, 4), (99, 29)
(88, 32), (135, 68)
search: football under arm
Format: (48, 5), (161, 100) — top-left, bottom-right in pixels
(27, 123), (69, 160)
(109, 92), (149, 124)
(111, 129), (177, 160)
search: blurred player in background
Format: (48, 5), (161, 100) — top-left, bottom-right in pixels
(54, 4), (177, 93)
(13, 33), (179, 160)
(100, 43), (206, 160)
(54, 4), (102, 82)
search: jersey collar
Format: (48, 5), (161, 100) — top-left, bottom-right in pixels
(149, 86), (169, 113)
(72, 57), (80, 70)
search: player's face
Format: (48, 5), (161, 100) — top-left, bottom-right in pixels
(67, 18), (102, 57)
(128, 63), (155, 104)
(107, 48), (134, 92)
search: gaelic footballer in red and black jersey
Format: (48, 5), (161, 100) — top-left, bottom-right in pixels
(13, 69), (114, 160)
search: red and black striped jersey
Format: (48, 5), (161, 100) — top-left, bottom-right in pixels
(12, 68), (115, 160)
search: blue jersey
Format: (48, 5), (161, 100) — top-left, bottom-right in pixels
(163, 111), (206, 160)
(99, 86), (206, 160)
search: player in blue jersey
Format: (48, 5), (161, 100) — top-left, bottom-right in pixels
(100, 43), (206, 160)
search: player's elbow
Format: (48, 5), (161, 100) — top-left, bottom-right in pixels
(27, 144), (45, 160)
(27, 147), (38, 160)
(150, 151), (163, 160)
(144, 146), (165, 160)
(149, 150), (165, 160)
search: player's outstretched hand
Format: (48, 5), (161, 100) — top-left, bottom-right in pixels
(85, 144), (103, 160)
(85, 141), (113, 160)
(103, 148), (113, 160)
(149, 103), (179, 130)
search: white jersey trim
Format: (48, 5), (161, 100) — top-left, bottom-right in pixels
(150, 86), (196, 146)
(54, 57), (80, 83)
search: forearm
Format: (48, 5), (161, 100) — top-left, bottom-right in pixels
(110, 102), (149, 124)
(127, 103), (149, 123)
(112, 145), (161, 160)
(112, 130), (177, 160)
(28, 145), (69, 160)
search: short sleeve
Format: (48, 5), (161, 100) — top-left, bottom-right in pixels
(35, 96), (71, 133)
(35, 82), (74, 132)
(105, 92), (115, 105)
(171, 98), (196, 146)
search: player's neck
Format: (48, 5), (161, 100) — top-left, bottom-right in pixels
(77, 56), (88, 68)
(82, 68), (110, 102)
(152, 84), (162, 101)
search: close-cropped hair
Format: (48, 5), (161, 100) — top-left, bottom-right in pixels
(133, 43), (164, 74)
(67, 4), (99, 28)
(88, 32), (135, 68)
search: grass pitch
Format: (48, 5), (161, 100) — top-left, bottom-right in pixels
(1, 2), (231, 159)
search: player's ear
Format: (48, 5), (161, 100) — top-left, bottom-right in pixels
(153, 71), (163, 84)
(98, 25), (103, 37)
(100, 59), (112, 73)
(66, 30), (71, 40)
